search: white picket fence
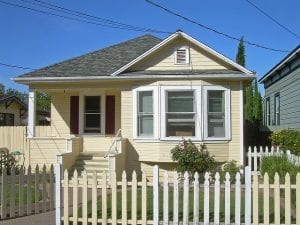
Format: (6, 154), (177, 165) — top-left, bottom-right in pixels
(247, 146), (300, 172)
(0, 164), (55, 219)
(57, 165), (300, 225)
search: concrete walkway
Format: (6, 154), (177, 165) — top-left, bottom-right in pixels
(0, 211), (55, 225)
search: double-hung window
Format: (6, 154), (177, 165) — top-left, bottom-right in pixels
(166, 91), (195, 137)
(84, 96), (101, 133)
(137, 91), (153, 136)
(274, 93), (280, 125)
(266, 97), (270, 126)
(204, 86), (230, 140)
(133, 87), (157, 139)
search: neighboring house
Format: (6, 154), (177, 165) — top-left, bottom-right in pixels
(14, 31), (255, 178)
(0, 95), (26, 126)
(259, 45), (300, 131)
(0, 94), (50, 126)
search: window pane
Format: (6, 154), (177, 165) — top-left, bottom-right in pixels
(85, 96), (100, 113)
(139, 91), (153, 113)
(208, 90), (224, 113)
(138, 115), (153, 136)
(208, 114), (225, 137)
(166, 113), (195, 136)
(84, 114), (101, 133)
(0, 113), (4, 125)
(167, 91), (194, 112)
(6, 114), (14, 126)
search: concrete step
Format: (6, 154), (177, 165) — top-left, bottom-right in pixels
(74, 160), (108, 166)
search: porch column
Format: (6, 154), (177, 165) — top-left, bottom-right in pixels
(28, 90), (36, 138)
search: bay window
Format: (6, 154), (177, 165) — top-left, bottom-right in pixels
(133, 85), (230, 141)
(84, 96), (101, 133)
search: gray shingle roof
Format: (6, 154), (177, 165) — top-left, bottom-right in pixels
(18, 35), (162, 78)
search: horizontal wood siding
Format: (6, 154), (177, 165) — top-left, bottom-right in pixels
(29, 138), (65, 167)
(264, 67), (300, 130)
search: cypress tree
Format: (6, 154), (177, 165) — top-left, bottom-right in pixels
(245, 83), (253, 121)
(236, 37), (245, 67)
(253, 79), (262, 121)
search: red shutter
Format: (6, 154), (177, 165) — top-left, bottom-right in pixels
(70, 96), (79, 135)
(105, 96), (115, 134)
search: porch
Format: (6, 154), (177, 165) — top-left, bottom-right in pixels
(26, 88), (126, 176)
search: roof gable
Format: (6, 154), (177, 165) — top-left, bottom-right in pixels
(113, 31), (253, 76)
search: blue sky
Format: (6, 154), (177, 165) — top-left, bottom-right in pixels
(0, 0), (299, 93)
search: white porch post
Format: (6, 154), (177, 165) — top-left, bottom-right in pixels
(28, 90), (36, 138)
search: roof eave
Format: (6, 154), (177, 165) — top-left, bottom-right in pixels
(259, 45), (300, 83)
(13, 74), (255, 84)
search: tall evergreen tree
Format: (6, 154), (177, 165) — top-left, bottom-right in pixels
(245, 84), (253, 121)
(253, 79), (262, 121)
(236, 37), (245, 67)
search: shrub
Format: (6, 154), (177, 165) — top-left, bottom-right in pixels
(219, 160), (243, 182)
(270, 129), (300, 155)
(260, 155), (300, 183)
(0, 151), (19, 175)
(171, 139), (215, 178)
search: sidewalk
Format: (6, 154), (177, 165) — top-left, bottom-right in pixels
(0, 211), (55, 225)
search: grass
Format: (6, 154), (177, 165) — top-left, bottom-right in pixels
(75, 187), (285, 223)
(0, 184), (42, 207)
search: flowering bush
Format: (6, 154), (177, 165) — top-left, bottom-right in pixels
(171, 139), (215, 177)
(270, 129), (300, 155)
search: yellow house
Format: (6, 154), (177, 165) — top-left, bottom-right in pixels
(14, 31), (255, 178)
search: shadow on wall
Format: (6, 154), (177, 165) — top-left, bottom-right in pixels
(125, 141), (142, 180)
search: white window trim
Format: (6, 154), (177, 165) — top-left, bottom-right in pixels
(174, 46), (190, 65)
(132, 86), (158, 140)
(203, 85), (231, 141)
(79, 89), (106, 135)
(160, 85), (201, 141)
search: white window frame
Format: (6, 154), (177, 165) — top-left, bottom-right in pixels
(79, 90), (106, 135)
(132, 86), (158, 140)
(160, 86), (201, 141)
(174, 46), (190, 65)
(203, 85), (231, 141)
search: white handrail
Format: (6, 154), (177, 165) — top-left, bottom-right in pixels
(104, 129), (122, 158)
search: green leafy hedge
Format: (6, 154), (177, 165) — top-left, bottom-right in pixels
(270, 129), (300, 155)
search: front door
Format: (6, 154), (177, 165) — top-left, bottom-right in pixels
(105, 96), (115, 134)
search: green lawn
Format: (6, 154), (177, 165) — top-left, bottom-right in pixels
(76, 187), (293, 223)
(0, 184), (42, 207)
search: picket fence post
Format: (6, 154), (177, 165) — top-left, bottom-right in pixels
(55, 163), (62, 225)
(153, 165), (159, 225)
(245, 166), (252, 225)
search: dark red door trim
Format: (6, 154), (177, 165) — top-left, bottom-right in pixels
(105, 96), (115, 135)
(70, 96), (79, 135)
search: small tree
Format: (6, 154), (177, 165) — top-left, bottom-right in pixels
(171, 139), (215, 177)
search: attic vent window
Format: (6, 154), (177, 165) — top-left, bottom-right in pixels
(174, 47), (189, 65)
